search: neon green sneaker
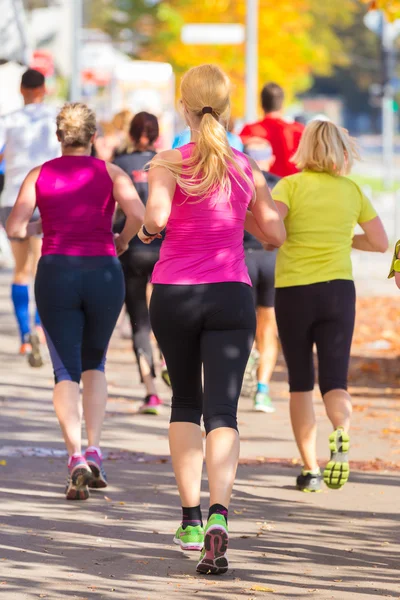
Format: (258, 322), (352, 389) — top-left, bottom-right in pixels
(173, 523), (204, 551)
(324, 428), (350, 490)
(196, 514), (229, 575)
(254, 391), (275, 413)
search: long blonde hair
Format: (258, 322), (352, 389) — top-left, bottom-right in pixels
(151, 64), (253, 200)
(292, 120), (360, 176)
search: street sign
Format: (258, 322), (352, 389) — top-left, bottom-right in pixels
(181, 23), (245, 45)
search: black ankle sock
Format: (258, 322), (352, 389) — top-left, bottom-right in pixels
(182, 505), (202, 528)
(208, 503), (228, 524)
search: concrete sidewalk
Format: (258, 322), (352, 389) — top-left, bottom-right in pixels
(0, 269), (399, 600)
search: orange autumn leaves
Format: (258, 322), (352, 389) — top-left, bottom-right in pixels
(363, 1), (400, 22)
(141, 0), (357, 117)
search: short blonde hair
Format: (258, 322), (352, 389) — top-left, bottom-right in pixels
(57, 102), (96, 148)
(292, 120), (359, 176)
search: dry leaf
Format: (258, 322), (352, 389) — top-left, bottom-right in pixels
(250, 585), (275, 592)
(0, 460), (6, 466)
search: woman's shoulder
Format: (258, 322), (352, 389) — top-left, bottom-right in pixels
(155, 148), (183, 163)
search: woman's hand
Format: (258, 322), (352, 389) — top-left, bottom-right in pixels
(138, 226), (162, 245)
(114, 233), (129, 256)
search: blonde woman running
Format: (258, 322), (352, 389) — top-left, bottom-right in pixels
(272, 121), (388, 492)
(138, 64), (286, 574)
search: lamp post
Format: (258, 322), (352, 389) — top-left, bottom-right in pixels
(70, 0), (83, 102)
(245, 0), (259, 123)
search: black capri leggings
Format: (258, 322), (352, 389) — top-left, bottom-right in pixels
(119, 249), (159, 381)
(150, 282), (256, 434)
(275, 279), (355, 396)
(35, 255), (125, 383)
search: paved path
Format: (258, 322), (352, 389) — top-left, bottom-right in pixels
(0, 269), (399, 600)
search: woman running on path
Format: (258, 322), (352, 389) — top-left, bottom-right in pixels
(242, 139), (281, 412)
(272, 120), (388, 492)
(138, 64), (286, 574)
(388, 240), (400, 287)
(114, 112), (165, 415)
(6, 103), (145, 500)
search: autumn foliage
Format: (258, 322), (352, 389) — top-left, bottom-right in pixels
(139, 0), (358, 117)
(362, 0), (400, 21)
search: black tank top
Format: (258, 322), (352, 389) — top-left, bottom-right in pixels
(113, 150), (163, 249)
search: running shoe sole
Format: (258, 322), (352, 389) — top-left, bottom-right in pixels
(161, 369), (171, 387)
(173, 537), (204, 551)
(254, 404), (275, 414)
(28, 333), (44, 368)
(139, 406), (160, 415)
(196, 526), (229, 575)
(65, 467), (93, 500)
(86, 461), (108, 489)
(324, 429), (350, 490)
(241, 351), (259, 398)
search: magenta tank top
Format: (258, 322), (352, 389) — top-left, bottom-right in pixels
(151, 143), (254, 286)
(36, 156), (116, 257)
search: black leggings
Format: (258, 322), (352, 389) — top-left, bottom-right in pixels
(119, 249), (159, 381)
(275, 280), (355, 395)
(35, 255), (125, 383)
(150, 282), (256, 434)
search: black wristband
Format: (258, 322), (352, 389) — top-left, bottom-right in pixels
(142, 224), (158, 237)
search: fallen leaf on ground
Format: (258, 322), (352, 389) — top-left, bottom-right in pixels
(0, 460), (6, 466)
(234, 510), (243, 515)
(250, 585), (275, 592)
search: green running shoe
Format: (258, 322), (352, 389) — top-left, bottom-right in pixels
(196, 514), (229, 575)
(296, 470), (322, 493)
(254, 391), (275, 413)
(173, 523), (204, 551)
(324, 428), (350, 490)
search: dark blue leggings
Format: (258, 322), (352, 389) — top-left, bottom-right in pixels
(35, 255), (125, 383)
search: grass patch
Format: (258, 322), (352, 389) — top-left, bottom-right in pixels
(349, 174), (400, 193)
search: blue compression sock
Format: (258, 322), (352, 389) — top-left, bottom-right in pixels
(11, 284), (30, 342)
(257, 382), (269, 394)
(34, 308), (41, 327)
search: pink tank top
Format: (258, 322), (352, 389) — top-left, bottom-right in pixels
(36, 156), (116, 257)
(151, 143), (254, 286)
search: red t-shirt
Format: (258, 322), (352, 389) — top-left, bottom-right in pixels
(240, 116), (305, 178)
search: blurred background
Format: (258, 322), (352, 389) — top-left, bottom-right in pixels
(1, 0), (400, 239)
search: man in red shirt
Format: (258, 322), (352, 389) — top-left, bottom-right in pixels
(240, 83), (305, 178)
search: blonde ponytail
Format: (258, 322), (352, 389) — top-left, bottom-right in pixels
(151, 64), (253, 201)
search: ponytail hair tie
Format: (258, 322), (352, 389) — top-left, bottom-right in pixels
(202, 106), (213, 115)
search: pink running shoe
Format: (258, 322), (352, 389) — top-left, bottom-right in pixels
(139, 394), (162, 415)
(84, 447), (108, 489)
(65, 454), (93, 500)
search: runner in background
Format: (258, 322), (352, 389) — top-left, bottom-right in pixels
(94, 110), (133, 162)
(272, 120), (388, 492)
(242, 139), (280, 413)
(140, 64), (285, 575)
(6, 102), (145, 501)
(240, 83), (304, 178)
(114, 112), (166, 415)
(388, 239), (400, 288)
(0, 69), (60, 365)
